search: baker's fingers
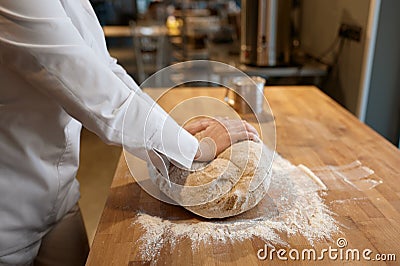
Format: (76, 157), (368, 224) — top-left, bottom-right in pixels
(220, 119), (245, 129)
(244, 121), (259, 136)
(249, 133), (261, 142)
(223, 120), (258, 137)
(229, 131), (259, 144)
(224, 120), (250, 132)
(183, 118), (212, 134)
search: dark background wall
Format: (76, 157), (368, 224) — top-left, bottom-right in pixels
(365, 0), (400, 147)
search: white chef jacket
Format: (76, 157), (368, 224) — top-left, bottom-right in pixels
(0, 0), (198, 256)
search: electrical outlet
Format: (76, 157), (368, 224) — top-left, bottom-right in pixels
(339, 23), (362, 42)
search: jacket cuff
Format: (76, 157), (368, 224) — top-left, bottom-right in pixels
(147, 113), (199, 169)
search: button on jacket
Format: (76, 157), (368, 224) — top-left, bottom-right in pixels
(0, 0), (198, 256)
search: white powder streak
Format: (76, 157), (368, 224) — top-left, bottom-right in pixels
(297, 164), (328, 190)
(310, 160), (381, 191)
(133, 154), (340, 263)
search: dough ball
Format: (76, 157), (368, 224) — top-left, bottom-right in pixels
(149, 141), (273, 219)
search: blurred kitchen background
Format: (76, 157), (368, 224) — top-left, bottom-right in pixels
(78, 0), (399, 244)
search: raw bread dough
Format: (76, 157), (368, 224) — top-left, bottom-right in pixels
(148, 140), (273, 219)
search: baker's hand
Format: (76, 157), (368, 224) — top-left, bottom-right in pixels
(183, 117), (214, 135)
(184, 117), (259, 162)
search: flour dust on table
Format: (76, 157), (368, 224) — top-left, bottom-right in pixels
(133, 152), (340, 263)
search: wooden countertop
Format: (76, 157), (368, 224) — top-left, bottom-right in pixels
(86, 86), (400, 265)
(103, 26), (132, 38)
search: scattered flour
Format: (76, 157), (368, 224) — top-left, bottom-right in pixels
(330, 197), (368, 205)
(310, 160), (381, 191)
(132, 153), (340, 262)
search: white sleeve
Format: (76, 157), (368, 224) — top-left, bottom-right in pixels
(0, 0), (198, 168)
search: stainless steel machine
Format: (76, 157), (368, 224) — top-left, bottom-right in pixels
(240, 0), (292, 66)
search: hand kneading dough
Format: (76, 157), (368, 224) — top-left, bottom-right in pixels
(148, 141), (273, 219)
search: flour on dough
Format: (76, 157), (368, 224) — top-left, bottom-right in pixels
(148, 140), (274, 218)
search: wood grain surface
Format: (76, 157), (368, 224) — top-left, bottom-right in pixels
(86, 86), (400, 265)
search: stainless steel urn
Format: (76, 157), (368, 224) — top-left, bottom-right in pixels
(240, 0), (292, 66)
